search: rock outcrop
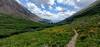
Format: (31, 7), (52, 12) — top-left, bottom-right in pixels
(0, 0), (41, 22)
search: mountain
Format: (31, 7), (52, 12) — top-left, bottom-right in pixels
(0, 0), (43, 22)
(0, 0), (24, 16)
(0, 0), (100, 47)
(16, 0), (97, 23)
(0, 5), (100, 47)
(58, 0), (100, 24)
(0, 0), (98, 23)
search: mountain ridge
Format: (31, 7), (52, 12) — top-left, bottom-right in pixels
(0, 0), (43, 22)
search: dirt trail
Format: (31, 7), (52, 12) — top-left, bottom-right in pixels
(65, 29), (79, 47)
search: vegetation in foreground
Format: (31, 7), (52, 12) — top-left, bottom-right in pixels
(0, 4), (100, 47)
(0, 13), (50, 38)
(0, 12), (100, 47)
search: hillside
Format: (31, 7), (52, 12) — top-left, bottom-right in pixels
(0, 11), (100, 47)
(0, 13), (50, 38)
(0, 0), (43, 22)
(0, 0), (100, 47)
(0, 6), (100, 47)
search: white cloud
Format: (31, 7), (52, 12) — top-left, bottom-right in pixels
(16, 0), (96, 23)
(41, 4), (45, 9)
(55, 7), (63, 11)
(56, 0), (63, 3)
(77, 0), (80, 2)
(48, 0), (55, 5)
(48, 6), (53, 10)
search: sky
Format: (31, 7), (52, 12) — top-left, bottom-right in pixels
(16, 0), (96, 23)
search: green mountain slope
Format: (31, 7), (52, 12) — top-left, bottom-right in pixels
(0, 10), (100, 47)
(0, 13), (49, 38)
(0, 2), (100, 47)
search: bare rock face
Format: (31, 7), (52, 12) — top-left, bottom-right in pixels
(0, 0), (22, 15)
(1, 0), (99, 23)
(0, 0), (41, 22)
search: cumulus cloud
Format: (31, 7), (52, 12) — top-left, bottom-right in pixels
(16, 0), (96, 23)
(48, 0), (55, 5)
(55, 7), (63, 11)
(77, 0), (80, 2)
(56, 0), (64, 3)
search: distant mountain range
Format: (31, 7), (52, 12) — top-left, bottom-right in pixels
(0, 0), (48, 23)
(0, 0), (99, 24)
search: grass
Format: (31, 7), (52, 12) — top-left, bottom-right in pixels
(0, 25), (74, 47)
(0, 13), (74, 47)
(0, 4), (100, 47)
(0, 13), (48, 38)
(75, 14), (100, 47)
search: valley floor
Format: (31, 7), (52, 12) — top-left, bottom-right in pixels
(0, 7), (100, 47)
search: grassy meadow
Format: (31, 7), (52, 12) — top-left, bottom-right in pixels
(0, 3), (100, 47)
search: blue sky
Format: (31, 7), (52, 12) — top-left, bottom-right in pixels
(16, 0), (96, 23)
